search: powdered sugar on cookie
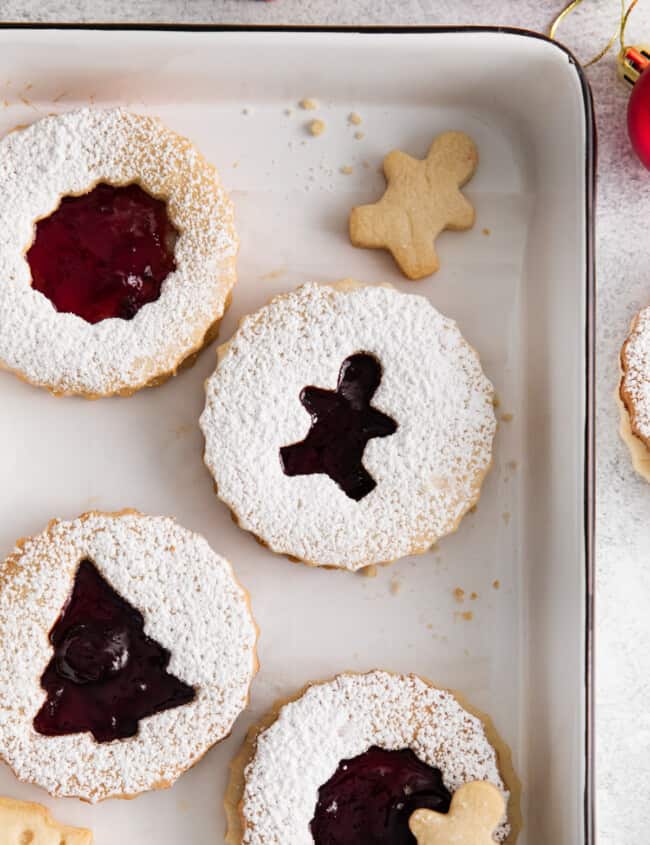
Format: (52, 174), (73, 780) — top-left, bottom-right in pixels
(0, 511), (257, 801)
(0, 108), (237, 396)
(240, 671), (510, 844)
(201, 282), (496, 570)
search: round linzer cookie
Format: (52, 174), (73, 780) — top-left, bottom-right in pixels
(200, 281), (496, 571)
(225, 671), (520, 845)
(0, 108), (237, 397)
(619, 306), (650, 480)
(0, 510), (258, 801)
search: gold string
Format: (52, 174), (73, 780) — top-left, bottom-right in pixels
(549, 0), (636, 67)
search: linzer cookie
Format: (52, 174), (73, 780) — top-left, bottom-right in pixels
(0, 796), (92, 845)
(0, 108), (237, 397)
(620, 305), (650, 480)
(349, 131), (477, 279)
(200, 281), (496, 571)
(0, 510), (258, 801)
(225, 671), (520, 845)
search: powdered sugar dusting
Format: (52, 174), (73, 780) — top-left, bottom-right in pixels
(621, 306), (650, 446)
(241, 671), (509, 844)
(200, 283), (496, 570)
(0, 108), (237, 396)
(0, 511), (257, 801)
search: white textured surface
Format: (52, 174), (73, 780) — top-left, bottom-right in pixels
(201, 283), (495, 570)
(0, 0), (644, 841)
(0, 512), (257, 801)
(0, 107), (237, 396)
(241, 671), (509, 844)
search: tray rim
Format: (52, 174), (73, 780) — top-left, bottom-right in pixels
(0, 23), (596, 845)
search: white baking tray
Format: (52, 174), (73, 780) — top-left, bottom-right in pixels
(0, 27), (594, 845)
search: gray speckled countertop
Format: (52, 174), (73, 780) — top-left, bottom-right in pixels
(0, 1), (648, 841)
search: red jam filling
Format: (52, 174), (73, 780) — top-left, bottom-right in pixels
(310, 747), (451, 845)
(33, 559), (195, 743)
(26, 182), (177, 324)
(280, 353), (398, 501)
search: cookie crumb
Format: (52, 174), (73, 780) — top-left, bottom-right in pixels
(348, 112), (362, 125)
(300, 98), (318, 110)
(502, 511), (511, 525)
(470, 591), (478, 601)
(354, 131), (365, 140)
(455, 611), (474, 622)
(389, 577), (402, 596)
(426, 623), (433, 630)
(308, 119), (326, 137)
(500, 412), (514, 423)
(232, 161), (239, 169)
(482, 227), (491, 236)
(453, 587), (465, 604)
(492, 579), (500, 590)
(506, 460), (518, 473)
(363, 564), (378, 578)
(260, 268), (286, 281)
(340, 165), (353, 175)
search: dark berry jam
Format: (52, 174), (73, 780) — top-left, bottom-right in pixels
(34, 559), (195, 743)
(26, 182), (177, 324)
(310, 747), (451, 845)
(280, 353), (398, 501)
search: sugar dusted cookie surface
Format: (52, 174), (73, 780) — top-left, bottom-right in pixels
(349, 131), (477, 279)
(227, 671), (516, 845)
(0, 108), (237, 397)
(201, 281), (496, 571)
(0, 510), (258, 801)
(409, 781), (506, 845)
(0, 796), (92, 845)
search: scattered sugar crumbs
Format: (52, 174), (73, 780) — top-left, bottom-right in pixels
(470, 591), (478, 601)
(354, 131), (365, 140)
(492, 579), (501, 590)
(482, 227), (491, 236)
(300, 98), (318, 110)
(453, 587), (465, 604)
(340, 165), (353, 175)
(348, 111), (362, 125)
(500, 412), (514, 423)
(308, 119), (325, 137)
(389, 577), (402, 596)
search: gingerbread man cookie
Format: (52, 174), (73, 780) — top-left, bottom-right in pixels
(409, 781), (505, 845)
(0, 796), (92, 845)
(349, 131), (478, 279)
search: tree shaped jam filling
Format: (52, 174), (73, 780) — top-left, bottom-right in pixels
(26, 182), (177, 324)
(33, 559), (195, 743)
(310, 747), (451, 845)
(280, 353), (398, 501)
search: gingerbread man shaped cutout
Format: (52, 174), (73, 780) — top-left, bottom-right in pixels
(349, 131), (478, 280)
(409, 781), (505, 845)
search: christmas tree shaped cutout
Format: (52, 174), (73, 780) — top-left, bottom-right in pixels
(34, 558), (195, 743)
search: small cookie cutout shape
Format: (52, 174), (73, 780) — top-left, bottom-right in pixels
(0, 796), (92, 845)
(349, 131), (477, 280)
(409, 781), (505, 845)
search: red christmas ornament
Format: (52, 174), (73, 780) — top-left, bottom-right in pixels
(625, 47), (650, 168)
